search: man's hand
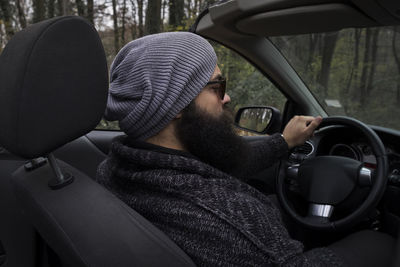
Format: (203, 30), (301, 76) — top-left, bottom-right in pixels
(282, 116), (322, 149)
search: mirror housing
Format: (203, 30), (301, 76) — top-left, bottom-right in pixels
(234, 106), (281, 134)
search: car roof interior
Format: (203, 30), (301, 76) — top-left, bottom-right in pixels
(196, 0), (400, 38)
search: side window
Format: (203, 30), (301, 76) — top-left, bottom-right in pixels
(96, 42), (287, 132)
(97, 119), (119, 130)
(212, 43), (287, 135)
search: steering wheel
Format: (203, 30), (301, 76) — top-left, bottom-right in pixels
(276, 116), (388, 231)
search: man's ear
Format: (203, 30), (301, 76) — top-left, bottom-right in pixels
(175, 112), (182, 119)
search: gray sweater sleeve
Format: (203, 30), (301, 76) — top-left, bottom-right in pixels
(234, 133), (289, 178)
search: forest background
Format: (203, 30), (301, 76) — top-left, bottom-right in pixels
(1, 0), (400, 131)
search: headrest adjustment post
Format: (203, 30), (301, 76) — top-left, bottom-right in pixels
(47, 153), (74, 189)
(48, 153), (64, 181)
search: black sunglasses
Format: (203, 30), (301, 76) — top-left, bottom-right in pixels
(206, 78), (226, 100)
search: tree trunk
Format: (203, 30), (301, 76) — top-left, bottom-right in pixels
(0, 0), (15, 39)
(306, 33), (319, 72)
(318, 31), (339, 96)
(145, 0), (162, 35)
(16, 0), (27, 28)
(366, 28), (380, 96)
(360, 28), (372, 105)
(130, 0), (137, 39)
(121, 0), (127, 45)
(137, 0), (144, 37)
(163, 0), (167, 27)
(392, 28), (400, 104)
(33, 0), (46, 23)
(346, 29), (361, 95)
(169, 0), (184, 28)
(185, 0), (191, 19)
(75, 0), (85, 17)
(112, 0), (119, 53)
(47, 0), (56, 18)
(64, 0), (72, 15)
(57, 0), (71, 15)
(87, 0), (94, 24)
(162, 0), (167, 30)
(57, 0), (63, 16)
(194, 0), (200, 16)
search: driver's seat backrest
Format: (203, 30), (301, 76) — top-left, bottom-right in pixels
(0, 155), (39, 267)
(0, 16), (195, 267)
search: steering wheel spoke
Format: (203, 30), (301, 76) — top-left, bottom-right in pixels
(285, 164), (302, 193)
(359, 167), (373, 187)
(286, 164), (299, 179)
(308, 203), (334, 219)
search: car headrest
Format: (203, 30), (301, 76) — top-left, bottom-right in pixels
(0, 16), (108, 159)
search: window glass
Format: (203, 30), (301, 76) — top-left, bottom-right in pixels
(269, 27), (400, 130)
(96, 42), (287, 133)
(96, 119), (119, 130)
(212, 42), (287, 135)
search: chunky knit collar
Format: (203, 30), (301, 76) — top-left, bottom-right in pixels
(107, 135), (232, 180)
(124, 136), (198, 160)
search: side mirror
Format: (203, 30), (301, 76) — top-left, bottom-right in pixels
(234, 106), (281, 134)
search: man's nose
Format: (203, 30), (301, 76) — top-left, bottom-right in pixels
(222, 93), (231, 104)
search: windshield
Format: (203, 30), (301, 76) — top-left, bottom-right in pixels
(270, 26), (400, 131)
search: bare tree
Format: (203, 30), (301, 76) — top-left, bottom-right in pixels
(59, 0), (72, 15)
(366, 28), (380, 95)
(55, 0), (71, 15)
(345, 29), (361, 95)
(48, 0), (56, 18)
(306, 33), (319, 72)
(193, 0), (200, 16)
(145, 0), (161, 34)
(0, 0), (15, 39)
(74, 0), (94, 24)
(87, 0), (94, 24)
(16, 0), (27, 28)
(130, 0), (138, 39)
(184, 0), (191, 18)
(317, 31), (339, 96)
(169, 0), (184, 28)
(393, 28), (400, 103)
(57, 0), (63, 15)
(121, 0), (127, 45)
(360, 28), (372, 104)
(112, 0), (120, 53)
(136, 0), (144, 37)
(161, 0), (167, 27)
(76, 0), (85, 17)
(33, 0), (46, 23)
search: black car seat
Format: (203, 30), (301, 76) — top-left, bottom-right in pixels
(0, 16), (195, 267)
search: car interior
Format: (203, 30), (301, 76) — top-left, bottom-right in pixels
(1, 0), (400, 266)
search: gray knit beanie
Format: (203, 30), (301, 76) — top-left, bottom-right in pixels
(105, 32), (218, 140)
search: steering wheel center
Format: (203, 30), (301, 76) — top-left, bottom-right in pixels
(298, 156), (361, 205)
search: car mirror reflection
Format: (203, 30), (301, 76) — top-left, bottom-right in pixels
(234, 106), (281, 134)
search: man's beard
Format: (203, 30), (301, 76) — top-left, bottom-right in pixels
(176, 102), (251, 175)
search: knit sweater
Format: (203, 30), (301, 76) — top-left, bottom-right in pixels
(96, 134), (344, 266)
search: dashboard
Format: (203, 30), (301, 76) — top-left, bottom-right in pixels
(289, 125), (400, 186)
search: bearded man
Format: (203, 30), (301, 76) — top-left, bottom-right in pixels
(96, 32), (394, 266)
